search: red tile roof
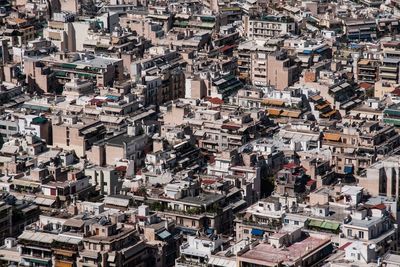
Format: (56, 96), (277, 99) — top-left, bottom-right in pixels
(358, 82), (373, 90)
(339, 242), (352, 251)
(206, 97), (224, 105)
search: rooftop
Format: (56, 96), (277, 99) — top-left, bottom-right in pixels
(239, 236), (330, 265)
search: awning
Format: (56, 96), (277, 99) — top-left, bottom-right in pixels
(81, 250), (99, 259)
(320, 221), (340, 231)
(267, 108), (282, 116)
(262, 99), (285, 106)
(206, 228), (214, 235)
(54, 249), (74, 257)
(308, 219), (323, 228)
(308, 219), (340, 231)
(344, 165), (353, 174)
(26, 258), (50, 264)
(34, 197), (55, 207)
(310, 95), (322, 101)
(282, 111), (301, 118)
(22, 104), (50, 111)
(177, 226), (197, 235)
(322, 110), (337, 117)
(64, 218), (85, 228)
(13, 179), (40, 188)
(157, 230), (171, 240)
(316, 46), (329, 53)
(324, 133), (341, 141)
(315, 103), (329, 110)
(251, 229), (264, 236)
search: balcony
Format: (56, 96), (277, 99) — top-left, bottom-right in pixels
(236, 218), (280, 231)
(380, 66), (398, 72)
(358, 66), (376, 71)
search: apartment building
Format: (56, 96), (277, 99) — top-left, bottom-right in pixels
(359, 156), (400, 199)
(24, 53), (124, 93)
(43, 20), (93, 52)
(120, 11), (172, 43)
(87, 124), (149, 167)
(344, 19), (377, 41)
(380, 58), (400, 86)
(0, 203), (12, 244)
(383, 103), (400, 126)
(194, 111), (260, 153)
(237, 230), (333, 267)
(175, 235), (224, 266)
(52, 116), (106, 158)
(85, 166), (121, 196)
(3, 18), (35, 46)
(243, 15), (296, 39)
(131, 50), (186, 106)
(43, 21), (76, 52)
(341, 207), (397, 257)
(357, 59), (380, 84)
(322, 122), (400, 174)
(235, 197), (285, 241)
(267, 51), (300, 90)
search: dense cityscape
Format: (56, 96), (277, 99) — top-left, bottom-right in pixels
(1, 0), (400, 266)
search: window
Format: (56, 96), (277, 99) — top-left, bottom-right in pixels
(294, 221), (299, 225)
(347, 229), (352, 237)
(192, 220), (196, 227)
(8, 126), (17, 131)
(244, 229), (249, 234)
(0, 125), (6, 130)
(284, 219), (289, 224)
(359, 231), (364, 239)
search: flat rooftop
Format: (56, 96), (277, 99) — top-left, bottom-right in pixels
(239, 236), (330, 265)
(180, 193), (224, 206)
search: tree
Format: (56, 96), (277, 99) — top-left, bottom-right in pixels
(260, 175), (275, 198)
(0, 133), (4, 150)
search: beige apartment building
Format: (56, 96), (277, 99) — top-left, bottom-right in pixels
(43, 20), (92, 52)
(267, 51), (300, 90)
(59, 0), (80, 14)
(120, 12), (171, 43)
(43, 21), (76, 52)
(24, 53), (124, 92)
(52, 116), (106, 158)
(322, 122), (400, 175)
(251, 50), (269, 86)
(359, 156), (400, 199)
(87, 125), (149, 167)
(24, 58), (55, 93)
(243, 15), (296, 39)
(4, 18), (35, 46)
